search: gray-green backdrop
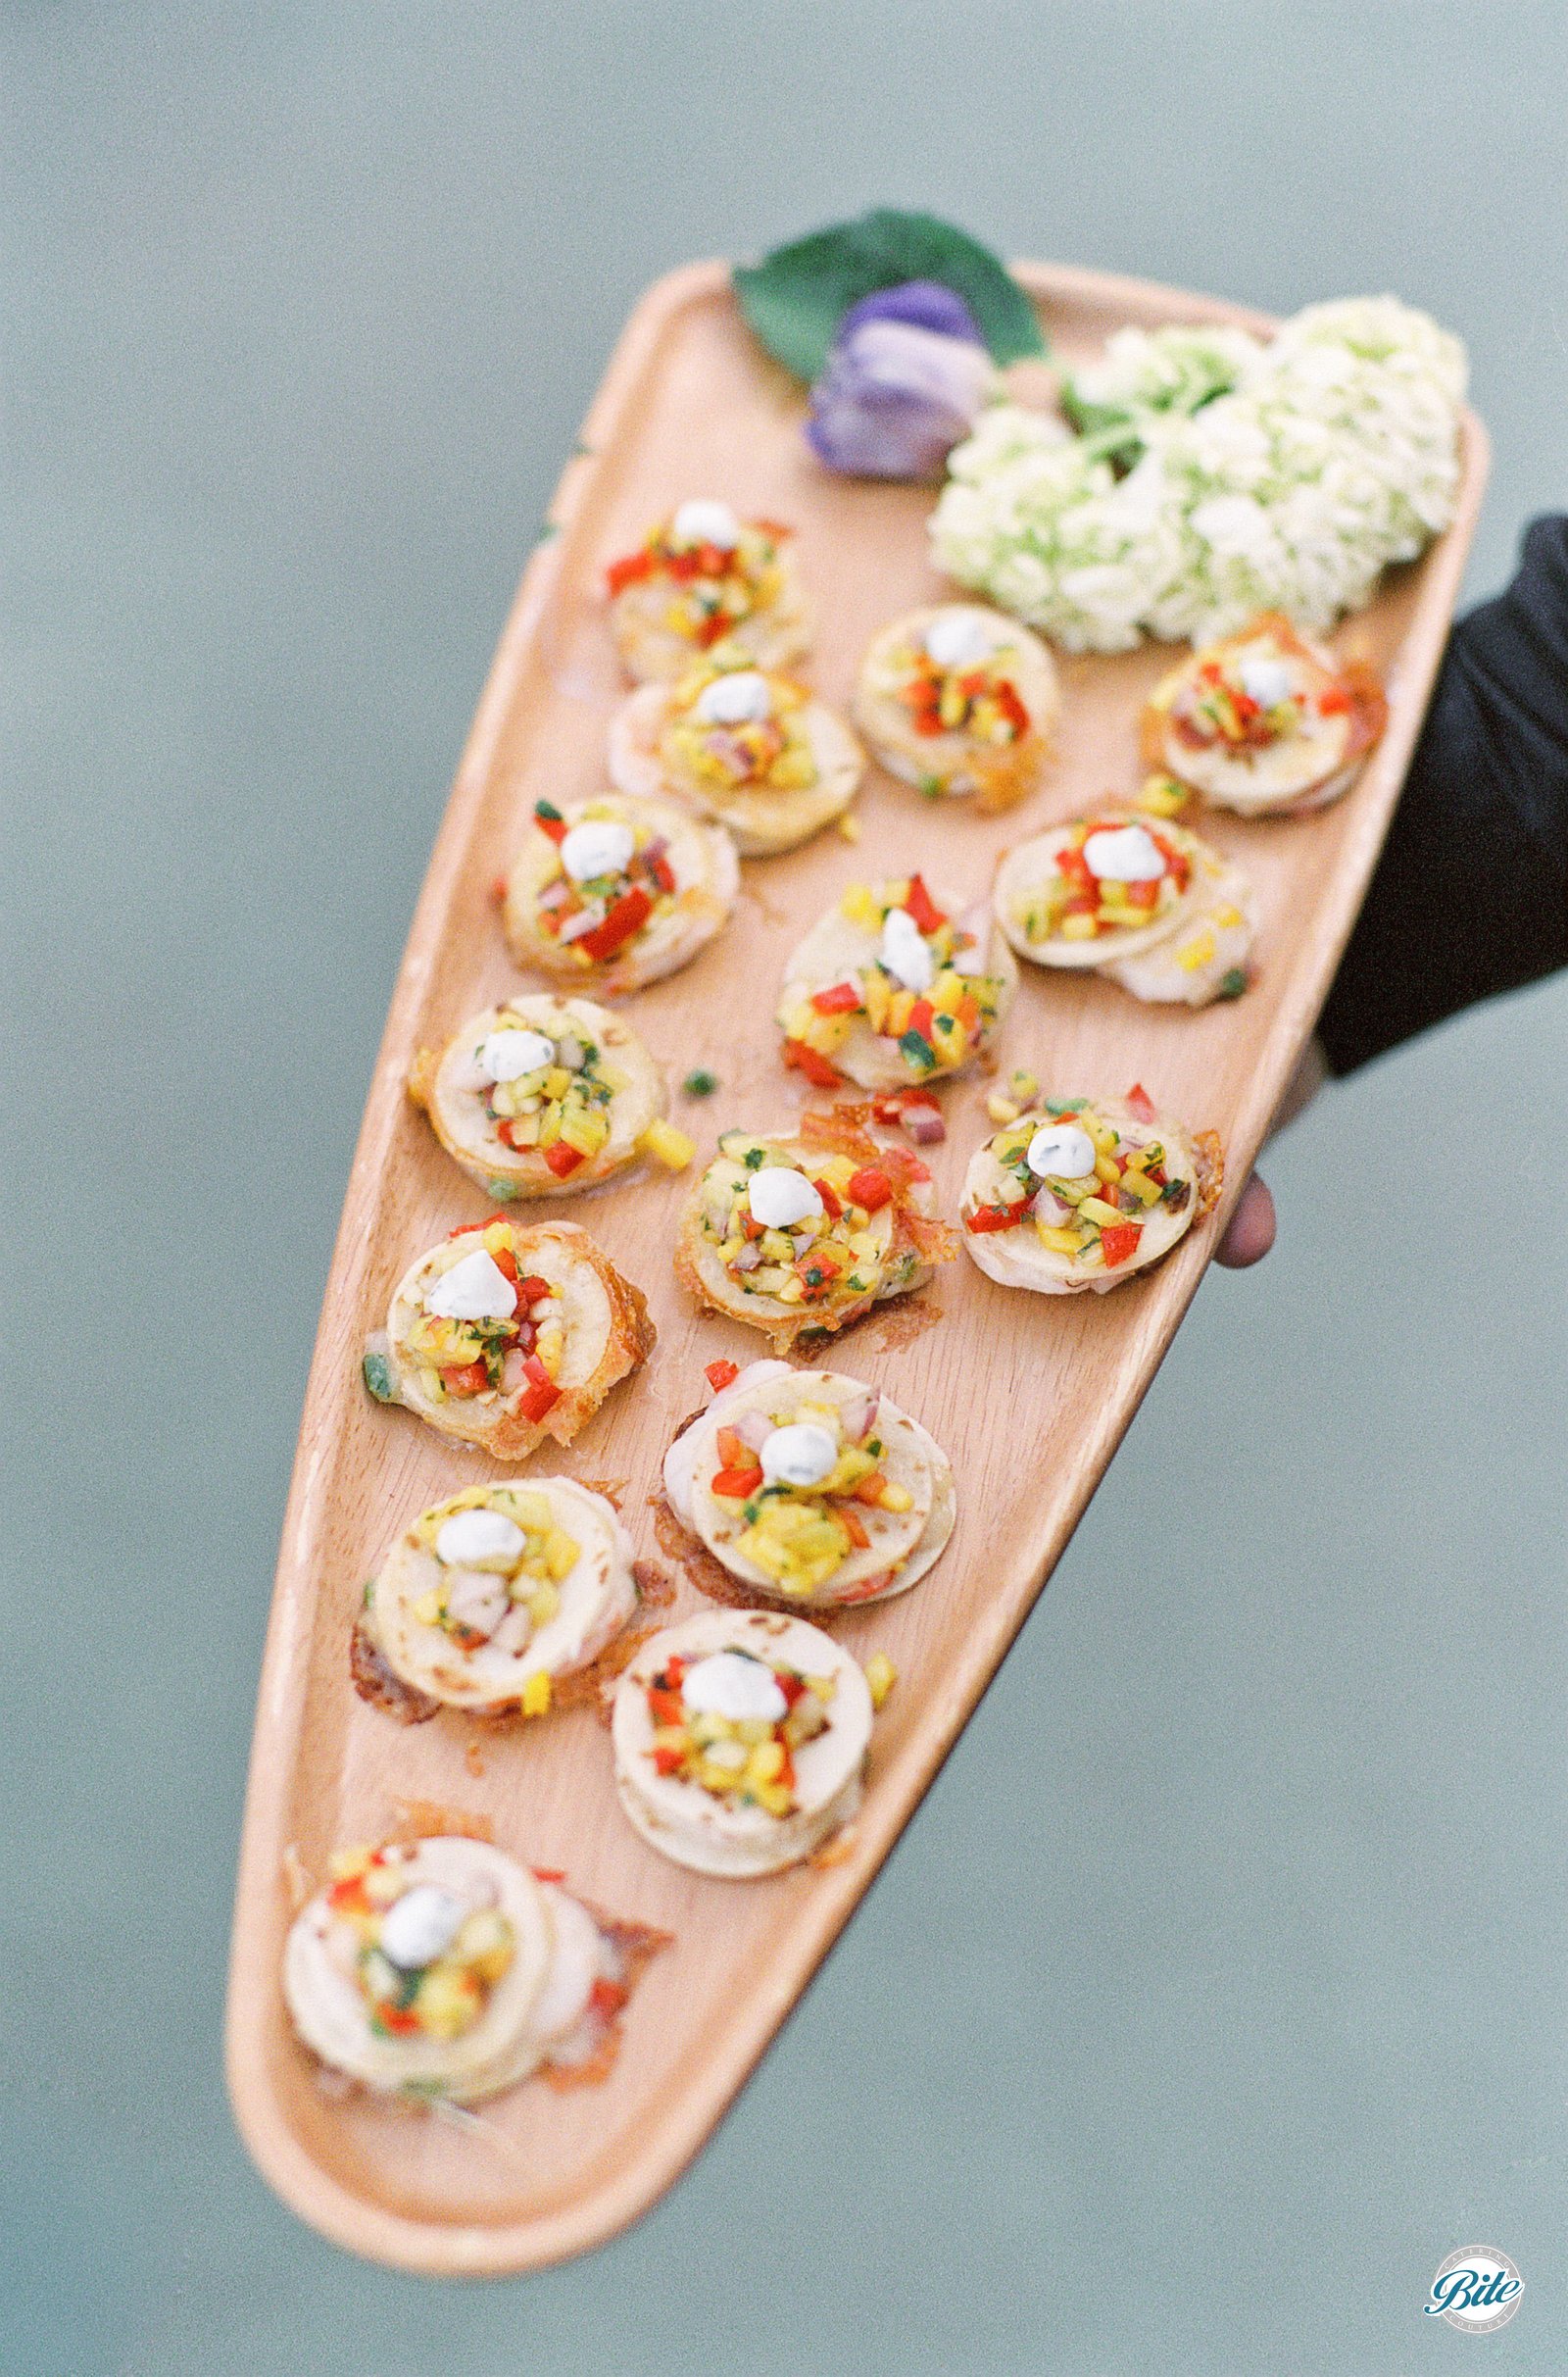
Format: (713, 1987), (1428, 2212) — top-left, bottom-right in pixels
(6, 6), (1565, 2372)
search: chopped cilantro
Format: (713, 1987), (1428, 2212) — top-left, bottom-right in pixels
(683, 1067), (718, 1096)
(1217, 967), (1249, 1000)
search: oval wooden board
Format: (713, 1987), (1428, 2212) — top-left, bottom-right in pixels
(225, 259), (1488, 2274)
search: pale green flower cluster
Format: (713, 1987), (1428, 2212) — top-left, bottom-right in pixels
(930, 298), (1467, 651)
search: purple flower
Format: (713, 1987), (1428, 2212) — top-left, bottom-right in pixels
(806, 280), (997, 481)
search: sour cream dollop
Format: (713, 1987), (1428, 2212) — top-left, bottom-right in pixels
(679, 1650), (789, 1724)
(477, 1027), (555, 1083)
(561, 818), (636, 883)
(694, 669), (772, 725)
(425, 1248), (518, 1321)
(435, 1507), (526, 1569)
(671, 498), (741, 553)
(747, 1166), (823, 1228)
(879, 905), (935, 993)
(1027, 1122), (1097, 1181)
(1080, 824), (1165, 883)
(378, 1884), (468, 1972)
(760, 1420), (839, 1490)
(1236, 654), (1295, 709)
(923, 609), (1000, 671)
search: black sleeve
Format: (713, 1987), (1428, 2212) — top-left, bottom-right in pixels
(1317, 514), (1568, 1076)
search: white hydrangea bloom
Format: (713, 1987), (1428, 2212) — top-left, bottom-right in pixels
(928, 296), (1467, 649)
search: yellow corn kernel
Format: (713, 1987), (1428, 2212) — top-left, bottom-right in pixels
(1177, 929), (1217, 972)
(543, 1529), (579, 1580)
(986, 1093), (1021, 1124)
(1058, 913), (1098, 941)
(1094, 1152), (1122, 1187)
(753, 1780), (793, 1817)
(534, 1324), (564, 1376)
(542, 1065), (572, 1101)
(1135, 771), (1191, 818)
(481, 1219), (515, 1259)
(747, 1740), (786, 1783)
(1008, 1067), (1040, 1102)
(879, 1480), (913, 1513)
(1036, 1221), (1081, 1256)
(560, 1105), (609, 1157)
(1122, 1167), (1162, 1208)
(641, 1118), (695, 1170)
(1080, 1195), (1123, 1227)
(326, 1845), (373, 1883)
(886, 988), (915, 1037)
(1087, 1114), (1119, 1157)
(520, 1670), (552, 1718)
(931, 970), (967, 1015)
(839, 883), (881, 929)
(776, 1274), (807, 1303)
(837, 812), (861, 842)
(413, 1589), (443, 1626)
(862, 970), (893, 1033)
(864, 1652), (897, 1709)
(526, 1580), (562, 1626)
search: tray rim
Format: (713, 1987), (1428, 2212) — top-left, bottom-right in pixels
(224, 255), (1490, 2276)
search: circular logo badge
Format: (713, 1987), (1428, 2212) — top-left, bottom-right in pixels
(1425, 2247), (1524, 2333)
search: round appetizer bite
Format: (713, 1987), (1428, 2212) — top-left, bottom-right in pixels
(604, 500), (812, 682)
(961, 1087), (1223, 1294)
(854, 602), (1059, 811)
(612, 1610), (874, 1877)
(364, 1214), (654, 1458)
(407, 994), (663, 1200)
(662, 1361), (955, 1608)
(501, 792), (738, 994)
(1144, 613), (1387, 817)
(607, 651), (864, 856)
(776, 870), (1016, 1090)
(284, 1836), (641, 2101)
(994, 814), (1255, 1007)
(356, 1478), (638, 1715)
(675, 1117), (952, 1348)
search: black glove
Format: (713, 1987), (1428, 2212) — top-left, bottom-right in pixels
(1319, 514), (1568, 1074)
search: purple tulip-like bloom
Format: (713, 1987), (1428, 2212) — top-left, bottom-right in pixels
(807, 280), (997, 481)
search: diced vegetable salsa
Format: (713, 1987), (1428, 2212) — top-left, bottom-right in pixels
(472, 1008), (618, 1175)
(605, 515), (792, 652)
(325, 1846), (515, 2044)
(707, 1393), (913, 1598)
(1010, 819), (1192, 947)
(778, 876), (1005, 1085)
(643, 1651), (833, 1817)
(529, 800), (676, 970)
(886, 641), (1031, 744)
(408, 1484), (579, 1655)
(403, 1218), (566, 1410)
(663, 656), (819, 793)
(962, 1097), (1192, 1271)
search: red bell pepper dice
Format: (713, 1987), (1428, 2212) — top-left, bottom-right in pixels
(964, 1203), (1019, 1233)
(903, 874), (947, 935)
(704, 1358), (739, 1393)
(544, 1141), (585, 1179)
(1098, 1222), (1144, 1268)
(710, 1464), (763, 1499)
(782, 1037), (843, 1088)
(846, 1165), (893, 1213)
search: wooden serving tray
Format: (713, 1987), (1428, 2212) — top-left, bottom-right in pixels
(226, 259), (1487, 2274)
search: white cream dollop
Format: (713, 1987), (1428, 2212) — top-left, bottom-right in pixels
(1236, 653), (1294, 709)
(694, 669), (772, 725)
(923, 609), (1000, 671)
(747, 1166), (824, 1228)
(435, 1507), (526, 1569)
(760, 1420), (840, 1490)
(560, 818), (636, 883)
(1027, 1122), (1097, 1181)
(477, 1026), (555, 1083)
(679, 1649), (789, 1724)
(879, 905), (935, 993)
(671, 498), (741, 552)
(1080, 824), (1165, 883)
(378, 1884), (468, 1972)
(425, 1248), (518, 1321)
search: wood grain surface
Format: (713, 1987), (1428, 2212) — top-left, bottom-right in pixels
(224, 259), (1488, 2274)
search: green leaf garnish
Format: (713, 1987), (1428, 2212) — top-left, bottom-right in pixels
(362, 1351), (395, 1404)
(733, 209), (1046, 381)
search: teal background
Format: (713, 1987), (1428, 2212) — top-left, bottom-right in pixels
(6, 5), (1566, 2370)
